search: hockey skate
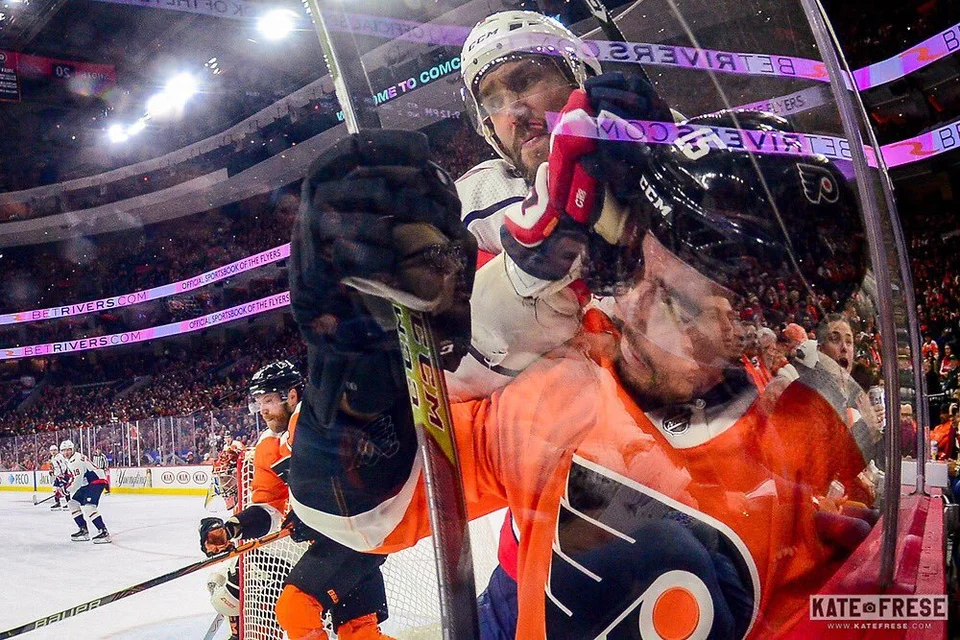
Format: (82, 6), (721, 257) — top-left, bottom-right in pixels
(92, 529), (112, 544)
(50, 502), (61, 510)
(71, 528), (90, 541)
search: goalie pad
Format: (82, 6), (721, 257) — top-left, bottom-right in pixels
(207, 558), (240, 617)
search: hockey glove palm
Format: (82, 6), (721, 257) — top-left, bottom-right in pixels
(292, 130), (477, 420)
(294, 132), (475, 346)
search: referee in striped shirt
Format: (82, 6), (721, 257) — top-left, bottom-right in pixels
(92, 448), (110, 493)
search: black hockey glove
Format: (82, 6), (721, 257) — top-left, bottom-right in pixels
(291, 130), (476, 421)
(582, 73), (674, 295)
(199, 516), (240, 557)
(282, 509), (325, 544)
(580, 72), (673, 203)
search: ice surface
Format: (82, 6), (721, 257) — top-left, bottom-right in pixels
(0, 491), (504, 639)
(0, 492), (234, 639)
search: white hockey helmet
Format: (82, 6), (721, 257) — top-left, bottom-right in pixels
(460, 10), (602, 161)
(49, 445), (58, 453)
(59, 439), (74, 452)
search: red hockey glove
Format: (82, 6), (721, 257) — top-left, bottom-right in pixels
(504, 88), (599, 249)
(502, 72), (671, 296)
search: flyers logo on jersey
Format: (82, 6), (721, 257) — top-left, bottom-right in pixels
(798, 164), (839, 205)
(545, 456), (759, 639)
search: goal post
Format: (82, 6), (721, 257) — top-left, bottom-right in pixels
(235, 448), (502, 639)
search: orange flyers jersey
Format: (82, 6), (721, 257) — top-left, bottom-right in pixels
(375, 332), (870, 638)
(250, 405), (299, 513)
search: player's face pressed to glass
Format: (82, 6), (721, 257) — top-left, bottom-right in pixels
(615, 234), (735, 404)
(478, 57), (575, 182)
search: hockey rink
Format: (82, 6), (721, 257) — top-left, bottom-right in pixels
(0, 490), (503, 639)
(0, 491), (235, 639)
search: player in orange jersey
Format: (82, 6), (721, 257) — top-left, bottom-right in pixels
(200, 360), (395, 640)
(285, 100), (881, 638)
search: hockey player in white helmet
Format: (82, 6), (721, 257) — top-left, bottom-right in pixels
(283, 10), (673, 638)
(48, 444), (70, 510)
(61, 439), (112, 543)
(448, 10), (608, 402)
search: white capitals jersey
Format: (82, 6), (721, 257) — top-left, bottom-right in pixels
(449, 158), (583, 402)
(51, 452), (70, 479)
(456, 158), (528, 256)
(65, 452), (106, 495)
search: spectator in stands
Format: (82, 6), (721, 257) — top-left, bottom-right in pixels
(758, 326), (786, 375)
(900, 404), (918, 460)
(922, 333), (940, 363)
(941, 344), (959, 382)
(931, 405), (958, 461)
(817, 313), (856, 373)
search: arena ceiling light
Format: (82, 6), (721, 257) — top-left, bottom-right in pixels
(127, 118), (147, 136)
(165, 73), (198, 104)
(107, 124), (129, 144)
(257, 9), (298, 41)
(146, 91), (174, 117)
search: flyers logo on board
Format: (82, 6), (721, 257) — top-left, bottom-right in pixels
(906, 46), (937, 62)
(798, 163), (839, 204)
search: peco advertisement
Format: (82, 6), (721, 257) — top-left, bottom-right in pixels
(0, 466), (209, 494)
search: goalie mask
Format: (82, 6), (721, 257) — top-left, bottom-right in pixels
(460, 10), (601, 163)
(208, 442), (245, 511)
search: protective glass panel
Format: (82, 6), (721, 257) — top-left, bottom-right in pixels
(310, 0), (905, 637)
(0, 0), (917, 638)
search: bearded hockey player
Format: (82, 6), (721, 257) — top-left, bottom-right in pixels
(61, 440), (112, 543)
(448, 10), (619, 404)
(199, 360), (395, 640)
(283, 61), (881, 638)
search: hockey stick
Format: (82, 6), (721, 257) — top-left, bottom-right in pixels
(33, 494), (55, 506)
(577, 0), (653, 84)
(202, 613), (225, 640)
(302, 2), (479, 638)
(0, 528), (290, 639)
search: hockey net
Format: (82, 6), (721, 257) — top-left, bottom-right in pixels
(236, 448), (501, 639)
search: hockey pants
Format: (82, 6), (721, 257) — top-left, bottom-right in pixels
(276, 535), (388, 637)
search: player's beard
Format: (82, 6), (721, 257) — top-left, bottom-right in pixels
(264, 407), (291, 433)
(616, 329), (703, 407)
(510, 119), (550, 184)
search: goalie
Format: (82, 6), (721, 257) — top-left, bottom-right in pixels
(199, 360), (395, 640)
